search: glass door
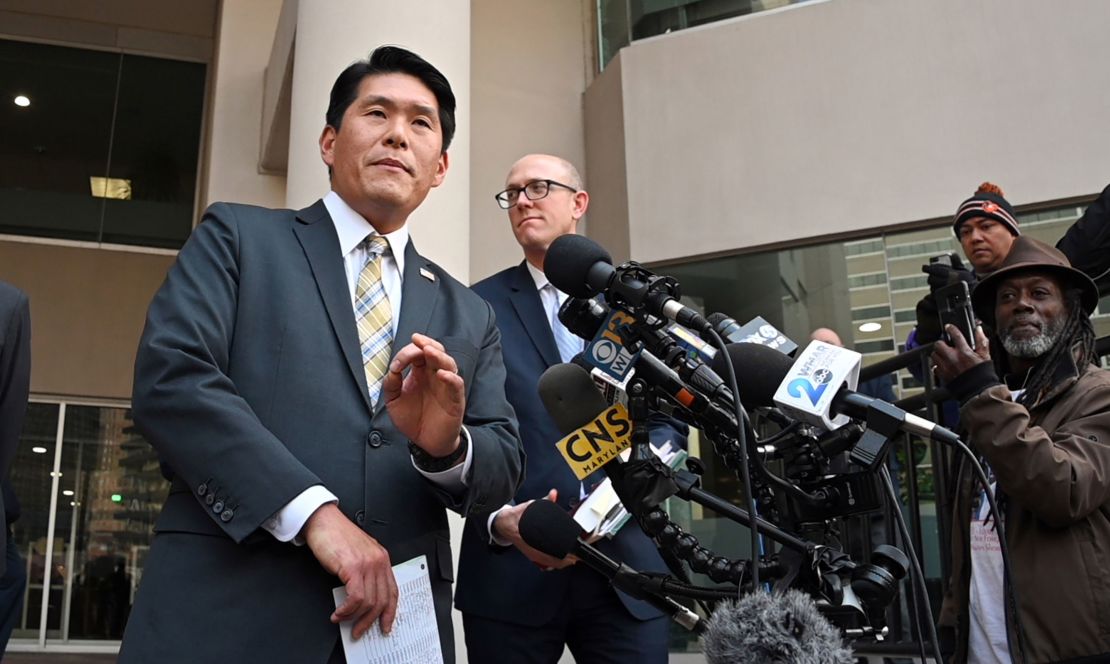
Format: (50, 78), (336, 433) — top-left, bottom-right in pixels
(8, 400), (169, 649)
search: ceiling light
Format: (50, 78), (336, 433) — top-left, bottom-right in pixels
(31, 446), (47, 454)
(14, 95), (30, 107)
(62, 490), (74, 496)
(90, 176), (132, 200)
(858, 322), (882, 333)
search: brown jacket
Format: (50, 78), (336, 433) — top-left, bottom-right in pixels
(939, 359), (1110, 663)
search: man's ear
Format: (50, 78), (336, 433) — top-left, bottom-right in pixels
(320, 125), (337, 169)
(431, 151), (449, 188)
(572, 190), (589, 220)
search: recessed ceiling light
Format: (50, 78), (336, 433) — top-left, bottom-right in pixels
(31, 446), (47, 454)
(858, 322), (882, 333)
(62, 490), (74, 496)
(14, 95), (30, 107)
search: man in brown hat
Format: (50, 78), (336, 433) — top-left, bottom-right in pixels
(931, 236), (1110, 663)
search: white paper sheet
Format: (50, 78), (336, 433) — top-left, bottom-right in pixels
(333, 555), (444, 664)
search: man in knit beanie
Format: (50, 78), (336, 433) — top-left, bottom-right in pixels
(952, 182), (1021, 274)
(913, 183), (1020, 345)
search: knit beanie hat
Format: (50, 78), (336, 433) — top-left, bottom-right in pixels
(953, 182), (1020, 238)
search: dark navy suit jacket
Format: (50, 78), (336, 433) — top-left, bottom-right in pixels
(0, 282), (29, 577)
(455, 261), (685, 626)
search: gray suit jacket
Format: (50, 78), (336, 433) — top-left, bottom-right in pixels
(120, 200), (523, 663)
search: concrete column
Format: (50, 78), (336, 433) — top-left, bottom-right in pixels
(287, 0), (471, 281)
(205, 0), (287, 209)
(285, 3), (472, 659)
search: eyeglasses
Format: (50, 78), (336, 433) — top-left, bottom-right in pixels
(494, 179), (577, 209)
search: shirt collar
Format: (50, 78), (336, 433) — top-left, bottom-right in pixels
(324, 190), (409, 273)
(525, 261), (550, 293)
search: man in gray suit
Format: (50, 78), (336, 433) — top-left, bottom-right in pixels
(121, 46), (523, 663)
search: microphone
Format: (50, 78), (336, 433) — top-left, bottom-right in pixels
(702, 589), (854, 664)
(559, 296), (736, 427)
(706, 313), (799, 357)
(518, 499), (702, 633)
(545, 234), (711, 334)
(570, 353), (629, 407)
(716, 342), (960, 447)
(538, 363), (634, 480)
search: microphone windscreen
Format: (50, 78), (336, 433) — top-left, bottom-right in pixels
(517, 499), (584, 559)
(544, 234), (612, 298)
(703, 589), (853, 664)
(537, 363), (609, 435)
(706, 312), (728, 327)
(710, 342), (795, 407)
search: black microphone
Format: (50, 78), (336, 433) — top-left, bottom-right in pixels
(537, 363), (612, 435)
(545, 234), (711, 334)
(713, 342), (960, 447)
(518, 499), (702, 633)
(559, 296), (737, 428)
(706, 313), (799, 356)
(702, 589), (854, 664)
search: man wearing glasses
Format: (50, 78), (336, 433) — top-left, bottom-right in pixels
(455, 154), (682, 662)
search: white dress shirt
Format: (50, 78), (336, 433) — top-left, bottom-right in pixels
(486, 261), (578, 546)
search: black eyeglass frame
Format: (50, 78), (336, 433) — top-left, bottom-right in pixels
(494, 179), (578, 209)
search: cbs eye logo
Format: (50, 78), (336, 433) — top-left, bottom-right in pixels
(590, 340), (619, 363)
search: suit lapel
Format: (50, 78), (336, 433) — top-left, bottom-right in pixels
(292, 200), (373, 414)
(389, 240), (440, 413)
(508, 262), (561, 367)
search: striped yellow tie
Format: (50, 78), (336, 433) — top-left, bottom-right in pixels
(355, 235), (392, 403)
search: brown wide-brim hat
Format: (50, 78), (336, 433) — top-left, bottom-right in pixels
(972, 235), (1099, 324)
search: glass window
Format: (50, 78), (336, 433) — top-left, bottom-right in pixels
(0, 39), (206, 249)
(8, 403), (61, 641)
(597, 0), (817, 70)
(8, 401), (169, 646)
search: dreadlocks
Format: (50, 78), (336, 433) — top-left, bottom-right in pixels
(1010, 287), (1098, 408)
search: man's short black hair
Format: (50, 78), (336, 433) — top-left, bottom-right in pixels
(325, 45), (456, 153)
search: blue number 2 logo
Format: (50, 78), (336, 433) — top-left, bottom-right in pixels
(788, 378), (827, 405)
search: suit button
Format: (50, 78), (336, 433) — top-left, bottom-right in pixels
(205, 493), (215, 505)
(367, 431), (383, 448)
(355, 510), (365, 524)
(197, 483), (207, 496)
(220, 509), (234, 522)
(213, 501), (224, 513)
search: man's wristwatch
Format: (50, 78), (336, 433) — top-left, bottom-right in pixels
(409, 431), (468, 472)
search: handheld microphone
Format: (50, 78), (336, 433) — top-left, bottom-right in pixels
(773, 340), (862, 431)
(717, 342), (960, 446)
(570, 353), (629, 407)
(545, 234), (711, 334)
(702, 589), (854, 664)
(538, 363), (633, 480)
(518, 499), (702, 633)
(707, 313), (799, 356)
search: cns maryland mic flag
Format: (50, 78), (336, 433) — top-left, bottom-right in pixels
(555, 403), (633, 480)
